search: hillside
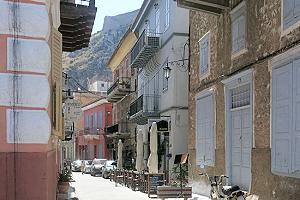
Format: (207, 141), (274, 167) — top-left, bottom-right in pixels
(63, 9), (139, 88)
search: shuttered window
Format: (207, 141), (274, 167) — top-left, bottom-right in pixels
(272, 58), (300, 178)
(52, 28), (63, 138)
(94, 112), (97, 128)
(155, 8), (160, 34)
(196, 93), (215, 166)
(85, 114), (89, 128)
(283, 0), (300, 31)
(165, 0), (170, 30)
(199, 32), (210, 78)
(231, 2), (246, 54)
(99, 112), (103, 128)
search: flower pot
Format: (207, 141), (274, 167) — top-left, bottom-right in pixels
(58, 182), (70, 194)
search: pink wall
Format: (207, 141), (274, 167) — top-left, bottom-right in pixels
(77, 102), (112, 160)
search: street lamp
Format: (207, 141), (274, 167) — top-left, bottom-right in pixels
(163, 63), (172, 80)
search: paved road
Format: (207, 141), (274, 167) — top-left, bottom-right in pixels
(71, 172), (150, 200)
(71, 172), (209, 200)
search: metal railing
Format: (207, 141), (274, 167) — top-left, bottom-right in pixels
(107, 77), (131, 95)
(84, 128), (101, 135)
(130, 29), (160, 66)
(129, 94), (160, 116)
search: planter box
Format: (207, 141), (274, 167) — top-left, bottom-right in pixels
(157, 186), (192, 200)
(58, 182), (70, 194)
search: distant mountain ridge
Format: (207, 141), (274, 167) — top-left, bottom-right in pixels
(63, 9), (139, 89)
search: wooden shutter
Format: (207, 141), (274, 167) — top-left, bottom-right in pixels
(237, 16), (245, 51)
(232, 19), (239, 53)
(283, 0), (295, 30)
(272, 63), (293, 174)
(292, 58), (300, 173)
(294, 0), (300, 18)
(196, 94), (215, 166)
(52, 28), (63, 138)
(199, 33), (209, 76)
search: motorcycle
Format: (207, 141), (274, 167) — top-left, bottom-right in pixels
(199, 173), (253, 200)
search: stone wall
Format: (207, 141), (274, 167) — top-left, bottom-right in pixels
(188, 0), (300, 199)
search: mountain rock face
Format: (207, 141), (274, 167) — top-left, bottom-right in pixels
(63, 9), (138, 89)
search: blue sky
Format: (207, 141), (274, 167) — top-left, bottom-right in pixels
(92, 0), (143, 33)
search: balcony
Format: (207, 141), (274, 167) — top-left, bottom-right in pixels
(129, 95), (160, 125)
(60, 0), (97, 52)
(177, 0), (229, 15)
(131, 30), (160, 68)
(105, 121), (131, 138)
(84, 128), (100, 135)
(107, 77), (131, 103)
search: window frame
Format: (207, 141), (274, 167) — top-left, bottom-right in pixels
(195, 88), (216, 167)
(230, 1), (247, 58)
(198, 31), (210, 80)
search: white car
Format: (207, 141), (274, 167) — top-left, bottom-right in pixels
(102, 160), (116, 179)
(90, 159), (107, 176)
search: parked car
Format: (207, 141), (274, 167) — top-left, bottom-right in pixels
(82, 160), (93, 174)
(71, 160), (82, 172)
(90, 159), (107, 176)
(102, 160), (116, 179)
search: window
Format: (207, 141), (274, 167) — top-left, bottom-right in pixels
(199, 32), (210, 78)
(155, 8), (160, 34)
(101, 83), (105, 87)
(99, 112), (103, 128)
(196, 92), (215, 166)
(231, 84), (250, 109)
(85, 114), (89, 128)
(272, 56), (300, 178)
(231, 2), (246, 55)
(90, 115), (93, 128)
(283, 0), (300, 31)
(94, 112), (97, 128)
(165, 0), (170, 30)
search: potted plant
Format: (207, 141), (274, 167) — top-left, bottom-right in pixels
(57, 168), (73, 194)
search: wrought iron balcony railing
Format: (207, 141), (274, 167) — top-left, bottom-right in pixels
(130, 29), (160, 68)
(107, 77), (131, 103)
(129, 94), (160, 121)
(84, 128), (101, 135)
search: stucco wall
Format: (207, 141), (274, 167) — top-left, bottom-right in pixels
(188, 0), (300, 199)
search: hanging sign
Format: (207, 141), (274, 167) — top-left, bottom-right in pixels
(64, 99), (82, 122)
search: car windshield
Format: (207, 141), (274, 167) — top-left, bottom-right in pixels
(93, 159), (106, 165)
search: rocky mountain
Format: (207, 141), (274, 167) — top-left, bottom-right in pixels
(63, 9), (139, 89)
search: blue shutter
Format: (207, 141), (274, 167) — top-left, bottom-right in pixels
(295, 0), (300, 18)
(85, 115), (88, 128)
(99, 112), (103, 128)
(272, 63), (293, 174)
(237, 16), (245, 51)
(196, 94), (215, 166)
(94, 113), (97, 128)
(199, 33), (209, 77)
(283, 0), (295, 30)
(292, 58), (300, 173)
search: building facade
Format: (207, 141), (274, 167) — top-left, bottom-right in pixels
(107, 29), (138, 169)
(0, 0), (96, 199)
(127, 0), (190, 178)
(177, 0), (300, 199)
(76, 99), (113, 160)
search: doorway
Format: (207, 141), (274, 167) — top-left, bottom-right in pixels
(223, 70), (253, 191)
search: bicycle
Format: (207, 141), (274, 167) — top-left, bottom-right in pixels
(199, 173), (247, 200)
